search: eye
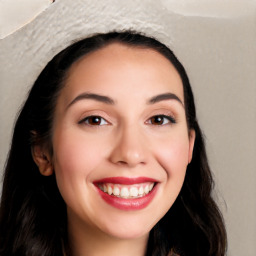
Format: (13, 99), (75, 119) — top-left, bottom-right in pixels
(147, 115), (176, 125)
(79, 116), (109, 126)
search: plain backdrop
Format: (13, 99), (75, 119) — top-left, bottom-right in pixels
(0, 0), (256, 255)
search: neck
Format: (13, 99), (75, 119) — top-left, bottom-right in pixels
(67, 215), (149, 256)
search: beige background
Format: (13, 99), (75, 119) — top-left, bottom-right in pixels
(0, 0), (256, 255)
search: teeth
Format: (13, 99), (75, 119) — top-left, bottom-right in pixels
(113, 186), (120, 196)
(99, 182), (155, 199)
(144, 185), (149, 194)
(130, 187), (139, 197)
(138, 186), (144, 196)
(107, 186), (112, 195)
(120, 187), (129, 197)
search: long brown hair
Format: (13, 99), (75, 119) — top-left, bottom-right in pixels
(0, 31), (227, 256)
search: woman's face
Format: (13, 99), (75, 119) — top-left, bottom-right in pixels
(51, 43), (195, 240)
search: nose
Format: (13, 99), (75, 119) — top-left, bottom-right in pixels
(109, 125), (147, 168)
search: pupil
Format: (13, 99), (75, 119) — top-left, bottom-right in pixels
(90, 117), (100, 124)
(153, 116), (163, 125)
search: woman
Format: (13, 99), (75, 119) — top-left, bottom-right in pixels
(0, 31), (227, 256)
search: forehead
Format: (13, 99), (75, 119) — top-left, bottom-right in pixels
(63, 42), (184, 102)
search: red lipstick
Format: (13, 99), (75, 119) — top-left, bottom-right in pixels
(94, 176), (157, 185)
(93, 177), (158, 211)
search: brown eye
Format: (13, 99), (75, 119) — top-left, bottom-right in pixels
(148, 115), (176, 125)
(80, 116), (108, 126)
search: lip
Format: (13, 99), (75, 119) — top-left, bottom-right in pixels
(94, 176), (158, 185)
(93, 177), (159, 211)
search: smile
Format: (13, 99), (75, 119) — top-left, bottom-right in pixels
(94, 177), (158, 210)
(98, 182), (155, 199)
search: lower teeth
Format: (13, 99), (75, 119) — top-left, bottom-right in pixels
(100, 189), (151, 199)
(112, 194), (145, 199)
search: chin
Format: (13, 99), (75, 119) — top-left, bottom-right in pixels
(106, 227), (151, 240)
(97, 214), (156, 240)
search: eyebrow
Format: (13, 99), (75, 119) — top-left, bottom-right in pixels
(66, 92), (183, 110)
(148, 93), (183, 106)
(66, 92), (115, 109)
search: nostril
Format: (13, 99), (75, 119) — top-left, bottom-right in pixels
(115, 159), (146, 167)
(118, 161), (127, 165)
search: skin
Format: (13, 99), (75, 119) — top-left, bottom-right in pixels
(33, 43), (195, 256)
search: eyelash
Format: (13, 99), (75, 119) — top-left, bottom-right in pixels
(78, 116), (109, 126)
(78, 114), (176, 126)
(146, 115), (176, 125)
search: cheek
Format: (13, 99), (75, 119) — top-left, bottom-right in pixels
(157, 137), (189, 167)
(153, 134), (190, 184)
(51, 130), (107, 200)
(148, 134), (190, 221)
(52, 130), (105, 176)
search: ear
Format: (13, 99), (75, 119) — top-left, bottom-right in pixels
(31, 144), (53, 176)
(188, 129), (196, 164)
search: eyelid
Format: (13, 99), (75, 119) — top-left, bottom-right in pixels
(78, 115), (110, 126)
(160, 115), (176, 124)
(77, 110), (113, 126)
(146, 108), (177, 122)
(146, 114), (176, 126)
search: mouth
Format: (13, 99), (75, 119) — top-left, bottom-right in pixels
(97, 182), (155, 199)
(93, 177), (158, 210)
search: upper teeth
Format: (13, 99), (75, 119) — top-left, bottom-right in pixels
(99, 182), (154, 199)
